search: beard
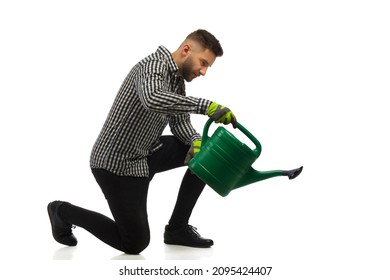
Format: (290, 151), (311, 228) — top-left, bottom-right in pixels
(181, 56), (196, 82)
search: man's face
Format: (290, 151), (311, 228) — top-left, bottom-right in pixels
(181, 45), (216, 82)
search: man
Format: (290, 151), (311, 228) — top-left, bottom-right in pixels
(48, 29), (236, 254)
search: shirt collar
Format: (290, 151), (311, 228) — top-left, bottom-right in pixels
(157, 45), (179, 74)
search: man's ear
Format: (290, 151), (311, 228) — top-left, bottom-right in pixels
(181, 44), (191, 57)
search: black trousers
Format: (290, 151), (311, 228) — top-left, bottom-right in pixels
(60, 136), (206, 254)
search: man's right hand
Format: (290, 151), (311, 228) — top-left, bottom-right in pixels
(207, 102), (237, 128)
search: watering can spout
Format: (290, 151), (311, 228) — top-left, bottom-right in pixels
(235, 166), (303, 189)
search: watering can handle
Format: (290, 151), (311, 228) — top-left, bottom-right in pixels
(202, 119), (262, 158)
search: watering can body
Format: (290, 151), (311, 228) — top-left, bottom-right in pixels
(188, 119), (293, 197)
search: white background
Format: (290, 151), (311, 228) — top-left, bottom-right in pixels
(1, 0), (389, 279)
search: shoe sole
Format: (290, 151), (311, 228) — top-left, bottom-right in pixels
(164, 240), (213, 248)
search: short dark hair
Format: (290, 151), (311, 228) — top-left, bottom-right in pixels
(186, 29), (223, 57)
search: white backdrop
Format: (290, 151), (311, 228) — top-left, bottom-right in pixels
(1, 0), (389, 279)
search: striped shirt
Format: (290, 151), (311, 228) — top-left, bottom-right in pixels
(90, 46), (211, 177)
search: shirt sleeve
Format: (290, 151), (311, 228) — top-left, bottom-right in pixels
(169, 114), (202, 145)
(136, 59), (210, 115)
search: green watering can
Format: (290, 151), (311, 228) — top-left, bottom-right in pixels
(188, 119), (303, 197)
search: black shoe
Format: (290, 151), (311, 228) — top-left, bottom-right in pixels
(164, 225), (213, 248)
(47, 201), (77, 246)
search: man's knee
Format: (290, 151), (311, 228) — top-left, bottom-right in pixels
(122, 236), (150, 254)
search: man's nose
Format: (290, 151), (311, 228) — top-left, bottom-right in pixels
(200, 67), (208, 76)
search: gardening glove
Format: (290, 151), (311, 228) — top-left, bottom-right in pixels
(207, 102), (237, 128)
(184, 140), (202, 165)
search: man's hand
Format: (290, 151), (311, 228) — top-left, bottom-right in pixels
(207, 102), (237, 127)
(184, 140), (202, 165)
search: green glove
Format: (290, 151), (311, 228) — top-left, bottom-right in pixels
(207, 102), (237, 127)
(184, 140), (202, 165)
